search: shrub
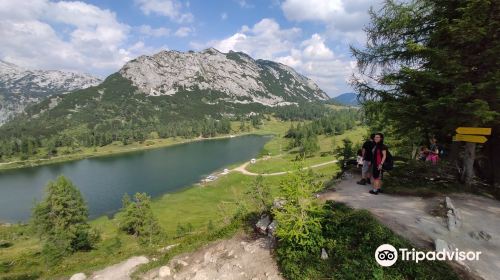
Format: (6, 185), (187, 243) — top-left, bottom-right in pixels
(120, 193), (163, 245)
(32, 176), (99, 264)
(273, 168), (325, 255)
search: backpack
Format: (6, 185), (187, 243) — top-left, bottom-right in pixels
(383, 149), (394, 171)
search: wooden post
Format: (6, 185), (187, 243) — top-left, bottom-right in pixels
(461, 142), (476, 190)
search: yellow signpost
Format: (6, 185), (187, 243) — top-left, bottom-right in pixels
(453, 134), (488, 144)
(453, 127), (491, 143)
(455, 127), (492, 135)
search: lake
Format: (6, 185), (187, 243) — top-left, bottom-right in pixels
(0, 135), (270, 223)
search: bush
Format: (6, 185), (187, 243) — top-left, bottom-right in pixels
(120, 193), (163, 245)
(32, 176), (99, 264)
(273, 168), (324, 254)
(246, 175), (272, 213)
(276, 201), (460, 280)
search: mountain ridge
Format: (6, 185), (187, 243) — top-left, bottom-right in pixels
(0, 60), (102, 124)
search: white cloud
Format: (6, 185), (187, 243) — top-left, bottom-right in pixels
(236, 0), (254, 8)
(135, 0), (193, 23)
(174, 27), (193, 37)
(196, 18), (300, 60)
(192, 19), (355, 95)
(0, 0), (154, 76)
(138, 25), (170, 37)
(281, 0), (377, 45)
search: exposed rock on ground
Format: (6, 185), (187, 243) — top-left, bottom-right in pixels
(141, 234), (283, 280)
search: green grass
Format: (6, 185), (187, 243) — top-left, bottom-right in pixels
(246, 126), (367, 174)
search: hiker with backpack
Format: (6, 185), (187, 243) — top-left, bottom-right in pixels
(369, 133), (393, 195)
(357, 134), (375, 185)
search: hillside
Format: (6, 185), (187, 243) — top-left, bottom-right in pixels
(0, 49), (328, 141)
(0, 60), (101, 124)
(332, 92), (359, 106)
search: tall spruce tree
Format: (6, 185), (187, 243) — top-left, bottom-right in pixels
(351, 0), (499, 186)
(32, 176), (99, 263)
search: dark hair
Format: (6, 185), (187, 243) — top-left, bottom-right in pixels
(374, 133), (384, 145)
(370, 133), (376, 140)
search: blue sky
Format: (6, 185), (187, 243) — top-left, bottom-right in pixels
(0, 0), (380, 96)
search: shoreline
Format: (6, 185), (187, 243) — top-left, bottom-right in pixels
(0, 132), (267, 172)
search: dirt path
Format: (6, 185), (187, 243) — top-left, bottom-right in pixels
(232, 159), (338, 176)
(319, 173), (500, 280)
(141, 234), (283, 280)
(84, 256), (149, 280)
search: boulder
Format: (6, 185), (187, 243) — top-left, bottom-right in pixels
(158, 266), (171, 278)
(255, 214), (271, 234)
(321, 248), (329, 260)
(435, 239), (449, 252)
(267, 220), (277, 237)
(69, 273), (87, 280)
(445, 197), (462, 231)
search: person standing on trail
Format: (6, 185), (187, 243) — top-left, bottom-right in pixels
(370, 133), (387, 195)
(357, 134), (375, 185)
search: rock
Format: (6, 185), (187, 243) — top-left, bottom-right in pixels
(445, 197), (455, 211)
(69, 273), (87, 280)
(267, 220), (277, 237)
(158, 243), (179, 253)
(447, 210), (457, 231)
(204, 251), (215, 264)
(435, 239), (449, 252)
(272, 198), (287, 210)
(321, 248), (329, 260)
(469, 231), (492, 241)
(256, 215), (271, 234)
(176, 260), (188, 267)
(479, 231), (492, 241)
(159, 266), (171, 278)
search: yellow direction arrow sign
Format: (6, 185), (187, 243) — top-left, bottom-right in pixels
(456, 127), (492, 135)
(453, 134), (488, 143)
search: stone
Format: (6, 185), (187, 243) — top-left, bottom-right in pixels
(158, 243), (179, 253)
(159, 266), (171, 278)
(69, 273), (87, 280)
(272, 198), (287, 210)
(445, 197), (455, 211)
(435, 239), (449, 252)
(479, 231), (492, 241)
(255, 215), (271, 234)
(267, 220), (277, 237)
(321, 248), (329, 260)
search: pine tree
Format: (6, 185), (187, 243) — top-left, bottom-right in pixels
(32, 176), (99, 263)
(120, 193), (163, 245)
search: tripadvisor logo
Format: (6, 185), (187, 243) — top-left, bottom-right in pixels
(375, 244), (482, 267)
(375, 244), (398, 267)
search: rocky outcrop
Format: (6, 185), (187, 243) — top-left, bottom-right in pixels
(0, 60), (101, 124)
(119, 48), (328, 106)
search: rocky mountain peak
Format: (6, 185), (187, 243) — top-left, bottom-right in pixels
(119, 48), (328, 106)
